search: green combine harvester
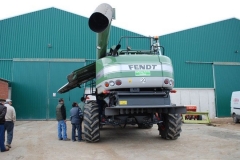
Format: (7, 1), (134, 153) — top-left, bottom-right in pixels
(58, 3), (186, 142)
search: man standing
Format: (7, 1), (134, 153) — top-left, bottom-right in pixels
(0, 100), (9, 152)
(4, 99), (16, 149)
(78, 97), (85, 135)
(70, 102), (84, 142)
(56, 98), (70, 141)
(78, 97), (85, 112)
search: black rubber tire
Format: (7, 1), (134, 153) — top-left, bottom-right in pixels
(233, 115), (238, 123)
(138, 123), (153, 129)
(159, 113), (182, 140)
(83, 102), (100, 142)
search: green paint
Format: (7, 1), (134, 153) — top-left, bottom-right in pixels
(97, 24), (111, 59)
(135, 71), (151, 76)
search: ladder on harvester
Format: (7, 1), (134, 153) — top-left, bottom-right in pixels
(182, 105), (210, 124)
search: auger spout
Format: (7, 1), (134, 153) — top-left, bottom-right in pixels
(89, 3), (113, 59)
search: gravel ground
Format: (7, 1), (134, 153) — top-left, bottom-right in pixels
(1, 118), (240, 160)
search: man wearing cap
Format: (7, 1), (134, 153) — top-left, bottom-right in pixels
(56, 98), (70, 141)
(4, 99), (16, 149)
(0, 100), (9, 152)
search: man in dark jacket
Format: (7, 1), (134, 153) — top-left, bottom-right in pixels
(70, 102), (83, 142)
(0, 100), (9, 152)
(56, 98), (70, 141)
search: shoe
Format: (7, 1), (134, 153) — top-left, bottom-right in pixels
(72, 139), (76, 142)
(58, 138), (63, 140)
(63, 138), (70, 141)
(6, 144), (11, 148)
(1, 146), (9, 152)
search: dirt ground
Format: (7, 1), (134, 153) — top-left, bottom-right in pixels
(210, 117), (240, 131)
(1, 117), (240, 160)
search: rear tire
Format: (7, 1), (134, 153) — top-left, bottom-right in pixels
(233, 114), (238, 123)
(158, 113), (182, 140)
(83, 102), (100, 142)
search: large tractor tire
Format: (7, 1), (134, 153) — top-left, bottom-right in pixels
(158, 113), (182, 140)
(83, 102), (100, 142)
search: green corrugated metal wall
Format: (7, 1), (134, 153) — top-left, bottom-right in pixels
(214, 65), (240, 117)
(0, 60), (12, 80)
(12, 61), (49, 119)
(12, 59), (85, 119)
(160, 18), (240, 88)
(0, 8), (95, 59)
(0, 7), (148, 60)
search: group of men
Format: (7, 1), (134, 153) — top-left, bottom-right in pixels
(56, 97), (85, 142)
(0, 99), (16, 152)
(1, 96), (86, 152)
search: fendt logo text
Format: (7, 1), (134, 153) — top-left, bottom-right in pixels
(128, 65), (157, 70)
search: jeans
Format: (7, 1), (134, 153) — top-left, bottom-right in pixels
(71, 123), (82, 141)
(0, 125), (7, 152)
(4, 121), (14, 145)
(58, 120), (67, 140)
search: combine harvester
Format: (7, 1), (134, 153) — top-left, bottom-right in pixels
(58, 3), (186, 142)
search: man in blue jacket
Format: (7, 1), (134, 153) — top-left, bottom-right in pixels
(70, 102), (84, 142)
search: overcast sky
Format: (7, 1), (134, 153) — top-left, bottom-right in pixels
(0, 0), (239, 36)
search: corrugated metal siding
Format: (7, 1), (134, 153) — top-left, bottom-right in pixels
(0, 8), (96, 60)
(0, 60), (12, 80)
(12, 60), (85, 119)
(12, 61), (48, 119)
(214, 65), (240, 117)
(173, 63), (214, 88)
(160, 18), (240, 88)
(0, 8), (149, 61)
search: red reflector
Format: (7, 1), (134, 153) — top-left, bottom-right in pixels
(86, 96), (90, 99)
(103, 90), (110, 94)
(115, 80), (122, 85)
(170, 90), (177, 93)
(164, 79), (169, 84)
(105, 82), (109, 87)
